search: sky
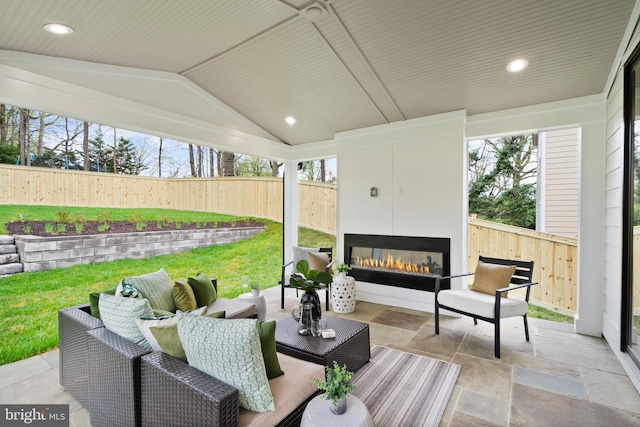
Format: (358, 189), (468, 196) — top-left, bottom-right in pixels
(96, 126), (337, 179)
(16, 105), (336, 179)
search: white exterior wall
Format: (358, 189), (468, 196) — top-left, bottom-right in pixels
(603, 18), (640, 391)
(541, 128), (580, 238)
(336, 111), (467, 312)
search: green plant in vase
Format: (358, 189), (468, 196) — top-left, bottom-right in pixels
(250, 280), (260, 296)
(289, 260), (332, 320)
(314, 361), (355, 415)
(334, 263), (351, 278)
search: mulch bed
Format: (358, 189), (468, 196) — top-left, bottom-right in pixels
(6, 219), (264, 237)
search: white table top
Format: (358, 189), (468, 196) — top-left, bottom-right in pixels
(301, 394), (374, 427)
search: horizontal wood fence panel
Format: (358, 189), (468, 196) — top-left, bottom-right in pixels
(0, 165), (335, 233)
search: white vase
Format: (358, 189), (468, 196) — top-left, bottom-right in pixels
(251, 289), (259, 297)
(337, 272), (347, 280)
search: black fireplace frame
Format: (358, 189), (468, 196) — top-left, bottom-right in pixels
(343, 233), (451, 292)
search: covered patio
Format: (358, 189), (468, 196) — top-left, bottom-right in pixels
(3, 0), (640, 424)
(3, 286), (639, 426)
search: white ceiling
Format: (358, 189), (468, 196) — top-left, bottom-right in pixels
(0, 0), (635, 146)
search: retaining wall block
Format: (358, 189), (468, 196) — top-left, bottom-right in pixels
(0, 254), (19, 264)
(95, 246), (117, 256)
(42, 250), (71, 261)
(57, 239), (84, 250)
(0, 263), (23, 275)
(82, 237), (106, 248)
(0, 236), (15, 245)
(22, 261), (56, 272)
(70, 248), (95, 258)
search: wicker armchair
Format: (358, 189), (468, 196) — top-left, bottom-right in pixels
(87, 327), (151, 427)
(58, 304), (104, 409)
(141, 351), (321, 427)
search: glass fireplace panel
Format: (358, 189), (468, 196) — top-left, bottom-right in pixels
(349, 246), (444, 277)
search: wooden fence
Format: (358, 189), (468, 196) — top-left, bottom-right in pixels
(468, 217), (577, 314)
(0, 165), (335, 229)
(2, 165), (587, 314)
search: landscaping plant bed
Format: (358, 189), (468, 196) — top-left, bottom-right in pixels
(6, 219), (264, 237)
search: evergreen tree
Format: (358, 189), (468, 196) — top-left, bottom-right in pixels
(468, 135), (537, 229)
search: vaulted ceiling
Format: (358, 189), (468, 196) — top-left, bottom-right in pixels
(0, 0), (635, 147)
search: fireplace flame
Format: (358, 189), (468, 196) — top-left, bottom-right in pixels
(355, 254), (430, 274)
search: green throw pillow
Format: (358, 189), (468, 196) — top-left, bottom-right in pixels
(125, 268), (176, 313)
(257, 320), (284, 379)
(152, 309), (175, 318)
(150, 311), (225, 362)
(89, 285), (118, 318)
(187, 272), (217, 307)
(173, 279), (198, 312)
(177, 316), (275, 413)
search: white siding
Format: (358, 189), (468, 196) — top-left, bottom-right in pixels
(543, 128), (580, 237)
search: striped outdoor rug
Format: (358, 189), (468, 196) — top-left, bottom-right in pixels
(352, 345), (460, 426)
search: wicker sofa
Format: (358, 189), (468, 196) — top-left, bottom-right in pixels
(58, 298), (324, 426)
(58, 279), (255, 413)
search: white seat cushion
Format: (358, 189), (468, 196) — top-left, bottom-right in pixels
(438, 289), (528, 319)
(239, 353), (325, 426)
(207, 298), (255, 319)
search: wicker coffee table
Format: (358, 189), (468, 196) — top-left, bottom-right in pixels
(275, 315), (370, 372)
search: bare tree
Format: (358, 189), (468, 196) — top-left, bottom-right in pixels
(0, 104), (7, 143)
(35, 112), (59, 156)
(197, 145), (203, 177)
(112, 127), (117, 173)
(83, 121), (90, 170)
(215, 149), (222, 176)
(221, 151), (235, 176)
(188, 143), (196, 177)
(270, 160), (282, 177)
(209, 147), (215, 177)
(18, 108), (29, 165)
(158, 137), (163, 177)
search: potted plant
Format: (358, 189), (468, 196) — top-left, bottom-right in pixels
(290, 260), (332, 319)
(334, 263), (351, 279)
(250, 281), (260, 297)
(314, 361), (356, 415)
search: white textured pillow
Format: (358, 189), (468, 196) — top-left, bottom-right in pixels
(125, 268), (176, 312)
(99, 293), (154, 349)
(177, 316), (275, 413)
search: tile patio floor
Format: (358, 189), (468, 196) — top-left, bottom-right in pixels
(2, 286), (640, 426)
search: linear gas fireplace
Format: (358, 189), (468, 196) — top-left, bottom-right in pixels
(343, 234), (450, 292)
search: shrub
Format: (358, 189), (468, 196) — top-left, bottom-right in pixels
(54, 210), (72, 223)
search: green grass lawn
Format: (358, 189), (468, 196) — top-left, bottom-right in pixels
(0, 204), (570, 365)
(0, 205), (336, 365)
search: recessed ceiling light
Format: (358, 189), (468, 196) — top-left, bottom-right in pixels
(285, 116), (296, 125)
(506, 58), (528, 73)
(43, 23), (74, 35)
(305, 6), (324, 22)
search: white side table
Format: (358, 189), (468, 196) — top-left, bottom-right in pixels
(301, 394), (374, 427)
(236, 293), (266, 320)
(331, 275), (356, 313)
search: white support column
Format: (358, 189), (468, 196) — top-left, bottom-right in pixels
(574, 121), (605, 336)
(283, 160), (299, 263)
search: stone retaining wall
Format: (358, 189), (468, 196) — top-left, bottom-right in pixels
(14, 226), (265, 273)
